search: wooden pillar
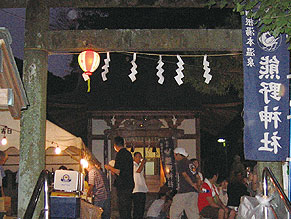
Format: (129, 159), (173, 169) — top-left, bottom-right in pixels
(18, 1), (49, 218)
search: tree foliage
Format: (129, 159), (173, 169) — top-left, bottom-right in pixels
(184, 54), (243, 98)
(207, 0), (291, 49)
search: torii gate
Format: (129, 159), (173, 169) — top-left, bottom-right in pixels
(0, 0), (278, 218)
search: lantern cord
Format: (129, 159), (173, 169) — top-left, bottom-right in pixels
(47, 50), (242, 58)
(87, 78), (91, 93)
(0, 125), (20, 133)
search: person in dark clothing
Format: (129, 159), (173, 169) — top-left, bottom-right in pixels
(227, 171), (249, 207)
(105, 136), (134, 219)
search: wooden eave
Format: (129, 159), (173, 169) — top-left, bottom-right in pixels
(0, 28), (29, 119)
(89, 110), (200, 119)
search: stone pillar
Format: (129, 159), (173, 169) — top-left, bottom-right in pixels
(18, 1), (49, 218)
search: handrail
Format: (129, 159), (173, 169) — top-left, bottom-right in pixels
(262, 167), (291, 213)
(23, 169), (50, 219)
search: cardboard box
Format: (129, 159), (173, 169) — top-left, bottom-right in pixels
(0, 197), (11, 215)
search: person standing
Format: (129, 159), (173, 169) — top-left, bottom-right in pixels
(170, 147), (201, 219)
(87, 161), (111, 219)
(105, 136), (134, 219)
(132, 152), (148, 219)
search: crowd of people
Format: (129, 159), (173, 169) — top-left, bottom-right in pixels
(87, 136), (257, 219)
(0, 135), (259, 219)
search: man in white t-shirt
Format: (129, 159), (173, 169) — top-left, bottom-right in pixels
(132, 152), (148, 219)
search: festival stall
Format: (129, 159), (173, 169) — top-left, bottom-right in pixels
(1, 111), (104, 217)
(0, 111), (97, 172)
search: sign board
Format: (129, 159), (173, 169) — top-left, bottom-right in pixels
(243, 12), (290, 161)
(54, 170), (83, 192)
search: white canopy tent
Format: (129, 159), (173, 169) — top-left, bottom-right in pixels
(0, 111), (89, 172)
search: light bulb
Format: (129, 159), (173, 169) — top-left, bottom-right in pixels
(217, 138), (226, 143)
(55, 146), (61, 154)
(1, 137), (7, 145)
(80, 159), (88, 168)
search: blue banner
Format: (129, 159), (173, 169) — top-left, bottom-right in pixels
(243, 12), (290, 161)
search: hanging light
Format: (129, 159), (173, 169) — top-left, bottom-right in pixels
(152, 146), (157, 153)
(217, 138), (226, 143)
(55, 146), (61, 155)
(217, 138), (226, 147)
(130, 145), (135, 152)
(1, 126), (9, 146)
(1, 136), (7, 146)
(80, 158), (88, 168)
(78, 50), (100, 92)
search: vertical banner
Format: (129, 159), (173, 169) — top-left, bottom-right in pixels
(160, 138), (177, 190)
(243, 12), (290, 161)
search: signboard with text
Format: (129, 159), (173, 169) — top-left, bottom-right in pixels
(243, 12), (290, 161)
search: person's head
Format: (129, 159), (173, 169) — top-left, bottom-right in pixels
(114, 136), (124, 152)
(173, 147), (188, 161)
(0, 151), (7, 165)
(234, 171), (243, 181)
(204, 168), (219, 183)
(221, 179), (228, 190)
(94, 163), (101, 170)
(158, 192), (167, 199)
(234, 155), (241, 162)
(133, 152), (142, 164)
(190, 158), (199, 169)
(217, 175), (229, 189)
(158, 184), (171, 199)
(59, 165), (67, 170)
(86, 160), (96, 171)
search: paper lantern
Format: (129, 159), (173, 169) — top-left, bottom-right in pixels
(78, 50), (100, 92)
(78, 50), (100, 76)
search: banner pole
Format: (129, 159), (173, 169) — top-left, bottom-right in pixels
(289, 99), (291, 200)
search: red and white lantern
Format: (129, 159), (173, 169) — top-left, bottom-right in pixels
(78, 50), (100, 76)
(78, 50), (100, 92)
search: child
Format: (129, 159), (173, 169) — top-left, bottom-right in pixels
(146, 185), (172, 219)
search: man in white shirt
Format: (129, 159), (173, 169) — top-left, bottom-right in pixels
(132, 152), (148, 219)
